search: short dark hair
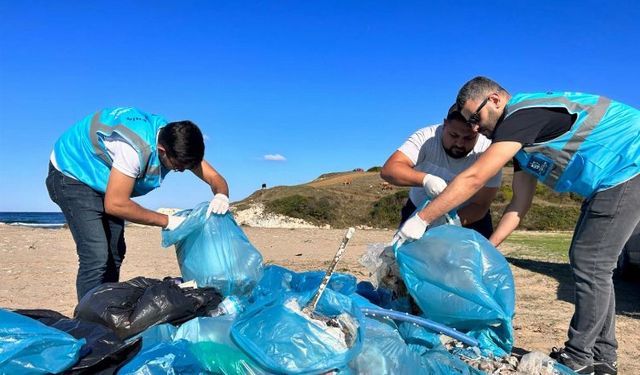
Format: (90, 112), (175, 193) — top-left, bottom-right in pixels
(445, 103), (467, 123)
(158, 120), (204, 169)
(456, 76), (508, 108)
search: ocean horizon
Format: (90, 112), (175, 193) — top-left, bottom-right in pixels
(0, 212), (66, 228)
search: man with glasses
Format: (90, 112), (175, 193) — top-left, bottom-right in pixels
(381, 104), (501, 238)
(396, 76), (640, 375)
(46, 107), (230, 300)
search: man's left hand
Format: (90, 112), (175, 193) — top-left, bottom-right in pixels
(207, 194), (230, 217)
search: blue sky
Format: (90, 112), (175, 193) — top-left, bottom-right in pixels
(1, 1), (638, 212)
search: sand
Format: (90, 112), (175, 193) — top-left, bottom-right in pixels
(1, 224), (638, 374)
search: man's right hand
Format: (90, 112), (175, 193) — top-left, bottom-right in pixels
(392, 214), (429, 248)
(165, 215), (186, 231)
(422, 174), (447, 198)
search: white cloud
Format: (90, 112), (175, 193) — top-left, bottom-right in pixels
(263, 154), (287, 161)
(203, 134), (210, 141)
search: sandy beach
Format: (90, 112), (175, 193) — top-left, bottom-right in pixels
(1, 224), (638, 374)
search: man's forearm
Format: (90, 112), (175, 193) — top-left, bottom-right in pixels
(418, 173), (484, 224)
(105, 199), (168, 227)
(209, 174), (229, 196)
(380, 163), (424, 186)
(489, 210), (523, 246)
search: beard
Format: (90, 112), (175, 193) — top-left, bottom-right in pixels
(444, 146), (470, 159)
(483, 108), (506, 139)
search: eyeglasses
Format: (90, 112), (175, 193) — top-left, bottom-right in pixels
(467, 97), (490, 125)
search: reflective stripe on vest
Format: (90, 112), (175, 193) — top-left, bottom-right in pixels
(89, 111), (161, 179)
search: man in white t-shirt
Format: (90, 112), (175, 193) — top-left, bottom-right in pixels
(381, 105), (501, 238)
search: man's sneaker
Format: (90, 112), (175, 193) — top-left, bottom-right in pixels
(593, 360), (617, 375)
(550, 347), (594, 375)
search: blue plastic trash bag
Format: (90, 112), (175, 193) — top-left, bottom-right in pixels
(117, 339), (206, 375)
(126, 323), (177, 350)
(348, 295), (480, 375)
(397, 322), (443, 355)
(161, 202), (263, 296)
(348, 316), (425, 374)
(0, 309), (85, 375)
(231, 288), (364, 374)
(420, 349), (485, 375)
(175, 317), (266, 374)
(395, 225), (515, 357)
(123, 318), (265, 375)
(251, 265), (356, 302)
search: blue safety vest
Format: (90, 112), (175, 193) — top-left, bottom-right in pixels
(53, 107), (169, 197)
(507, 92), (640, 197)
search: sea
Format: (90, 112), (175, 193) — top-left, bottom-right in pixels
(0, 212), (66, 228)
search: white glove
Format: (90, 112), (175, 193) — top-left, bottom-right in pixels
(207, 193), (229, 217)
(422, 174), (447, 198)
(165, 215), (186, 231)
(392, 215), (429, 247)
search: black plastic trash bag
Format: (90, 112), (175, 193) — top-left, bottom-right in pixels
(14, 309), (141, 375)
(74, 277), (222, 340)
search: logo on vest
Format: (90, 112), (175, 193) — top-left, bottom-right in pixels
(526, 153), (554, 178)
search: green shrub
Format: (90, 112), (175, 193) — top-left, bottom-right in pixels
(369, 190), (409, 228)
(492, 203), (580, 231)
(522, 204), (580, 230)
(265, 194), (335, 224)
(534, 184), (583, 204)
(496, 178), (581, 205)
(367, 166), (382, 172)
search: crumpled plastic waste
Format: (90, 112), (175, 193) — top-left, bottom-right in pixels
(226, 266), (366, 374)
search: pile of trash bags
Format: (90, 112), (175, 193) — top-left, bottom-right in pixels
(0, 202), (577, 374)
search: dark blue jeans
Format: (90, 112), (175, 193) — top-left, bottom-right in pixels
(46, 163), (126, 301)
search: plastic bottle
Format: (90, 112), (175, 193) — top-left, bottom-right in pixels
(209, 296), (245, 317)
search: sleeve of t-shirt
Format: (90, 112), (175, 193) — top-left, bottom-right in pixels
(397, 126), (435, 165)
(104, 137), (141, 178)
(492, 107), (574, 145)
(494, 107), (574, 173)
(491, 108), (551, 144)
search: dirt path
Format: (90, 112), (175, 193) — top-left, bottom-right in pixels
(1, 225), (638, 373)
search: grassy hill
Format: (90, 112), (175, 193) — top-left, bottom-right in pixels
(491, 167), (582, 231)
(232, 168), (583, 230)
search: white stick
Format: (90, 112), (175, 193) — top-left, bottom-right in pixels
(303, 227), (355, 314)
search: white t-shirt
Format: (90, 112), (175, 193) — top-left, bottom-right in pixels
(51, 133), (141, 178)
(398, 124), (502, 207)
